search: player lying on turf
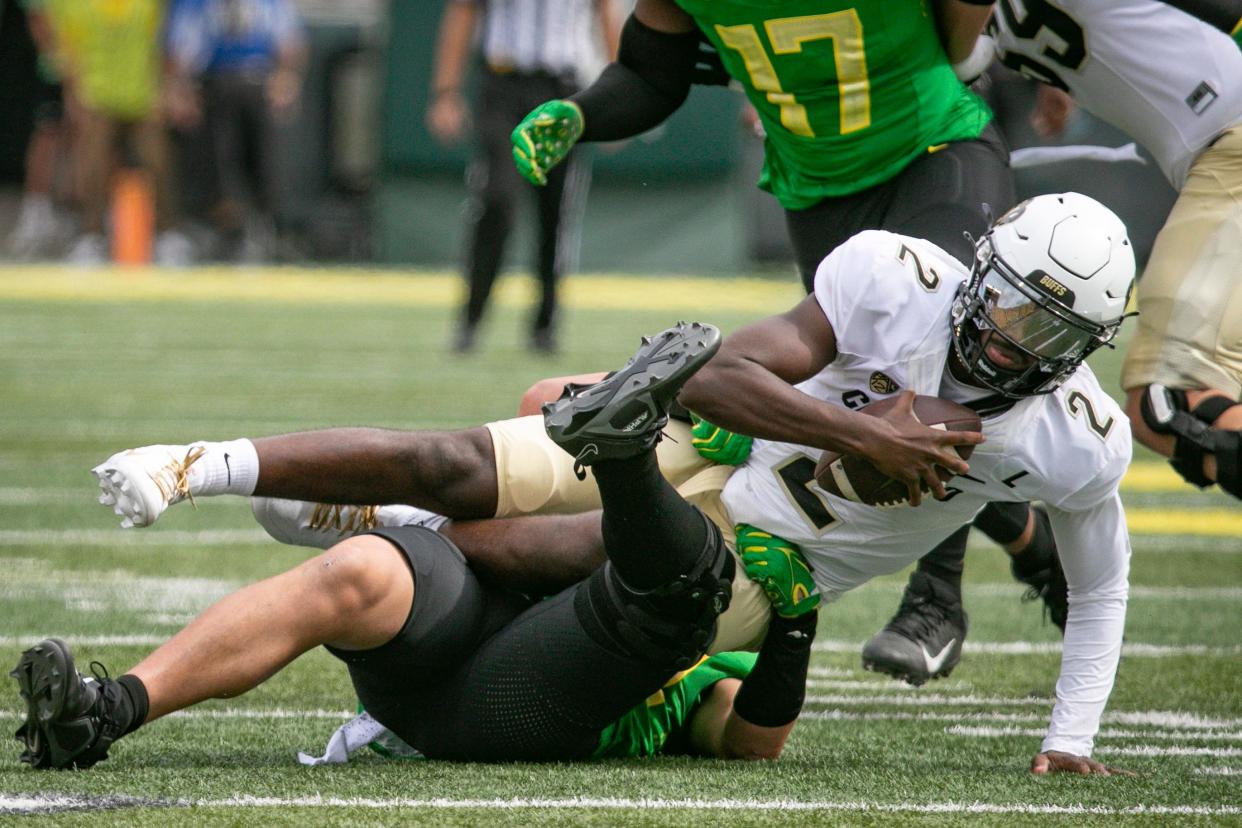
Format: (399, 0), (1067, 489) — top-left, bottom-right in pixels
(14, 324), (820, 767)
(87, 193), (1135, 774)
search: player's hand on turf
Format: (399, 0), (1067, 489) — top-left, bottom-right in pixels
(1031, 751), (1136, 777)
(737, 524), (819, 617)
(863, 391), (984, 506)
(511, 100), (584, 186)
(691, 415), (753, 465)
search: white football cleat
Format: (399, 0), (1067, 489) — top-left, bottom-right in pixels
(250, 497), (448, 549)
(91, 445), (206, 528)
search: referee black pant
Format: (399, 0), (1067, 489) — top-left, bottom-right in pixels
(462, 66), (591, 339)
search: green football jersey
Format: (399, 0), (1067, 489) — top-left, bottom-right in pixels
(592, 652), (757, 759)
(674, 0), (993, 209)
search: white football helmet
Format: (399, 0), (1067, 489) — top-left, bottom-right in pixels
(951, 193), (1136, 397)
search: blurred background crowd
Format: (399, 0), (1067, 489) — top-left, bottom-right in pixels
(0, 0), (1175, 276)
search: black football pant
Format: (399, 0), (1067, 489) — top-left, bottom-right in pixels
(784, 121), (1015, 286)
(462, 67), (591, 338)
(334, 448), (726, 761)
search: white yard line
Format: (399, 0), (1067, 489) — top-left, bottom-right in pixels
(946, 725), (1242, 741)
(812, 640), (1242, 657)
(0, 634), (1235, 658)
(1195, 766), (1241, 776)
(7, 569), (1239, 602)
(3, 706), (1237, 731)
(1101, 746), (1242, 757)
(0, 488), (82, 505)
(2, 794), (1232, 816)
(803, 709), (1242, 729)
(0, 708), (351, 721)
(805, 693), (1048, 707)
(0, 529), (270, 546)
(0, 635), (173, 647)
(2, 528), (1238, 549)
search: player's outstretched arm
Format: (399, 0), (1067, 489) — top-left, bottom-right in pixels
(679, 297), (983, 505)
(511, 0), (702, 185)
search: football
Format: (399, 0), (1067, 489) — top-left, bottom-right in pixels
(813, 395), (982, 507)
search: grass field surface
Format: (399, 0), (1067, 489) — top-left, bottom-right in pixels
(1, 267), (1239, 825)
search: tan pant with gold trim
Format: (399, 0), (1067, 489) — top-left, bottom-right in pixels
(1122, 124), (1242, 398)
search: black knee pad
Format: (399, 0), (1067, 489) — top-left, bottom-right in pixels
(577, 512), (733, 671)
(1141, 385), (1242, 496)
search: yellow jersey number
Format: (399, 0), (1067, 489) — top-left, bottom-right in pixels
(716, 11), (872, 137)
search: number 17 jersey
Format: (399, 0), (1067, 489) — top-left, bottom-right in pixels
(674, 0), (992, 208)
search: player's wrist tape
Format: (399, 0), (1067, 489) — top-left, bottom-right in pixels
(571, 14), (698, 141)
(732, 611), (818, 728)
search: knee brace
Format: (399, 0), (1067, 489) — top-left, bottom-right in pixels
(580, 513), (734, 670)
(1141, 384), (1242, 497)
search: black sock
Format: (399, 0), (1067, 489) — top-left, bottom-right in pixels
(591, 450), (708, 591)
(973, 501), (1031, 547)
(1010, 510), (1055, 580)
(915, 525), (968, 594)
(116, 674), (150, 736)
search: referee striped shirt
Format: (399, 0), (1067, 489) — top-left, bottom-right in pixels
(459, 0), (606, 86)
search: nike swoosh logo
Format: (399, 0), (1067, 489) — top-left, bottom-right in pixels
(922, 639), (957, 674)
(223, 453), (232, 487)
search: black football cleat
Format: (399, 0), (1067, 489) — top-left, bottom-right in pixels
(11, 639), (126, 769)
(862, 572), (968, 686)
(1011, 506), (1068, 632)
(543, 321), (720, 466)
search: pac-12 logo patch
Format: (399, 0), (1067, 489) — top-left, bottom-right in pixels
(869, 372), (899, 394)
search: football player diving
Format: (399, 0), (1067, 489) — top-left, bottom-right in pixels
(77, 192), (1136, 776)
(508, 0), (1070, 689)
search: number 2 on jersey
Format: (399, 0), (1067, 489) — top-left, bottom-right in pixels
(716, 11), (871, 137)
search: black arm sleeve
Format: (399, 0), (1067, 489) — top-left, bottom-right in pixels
(1158, 0), (1242, 32)
(731, 611), (818, 729)
(570, 14), (701, 142)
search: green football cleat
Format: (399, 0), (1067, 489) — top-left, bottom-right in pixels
(511, 100), (584, 186)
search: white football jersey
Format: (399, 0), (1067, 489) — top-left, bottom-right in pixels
(990, 0), (1242, 189)
(720, 230), (1133, 756)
